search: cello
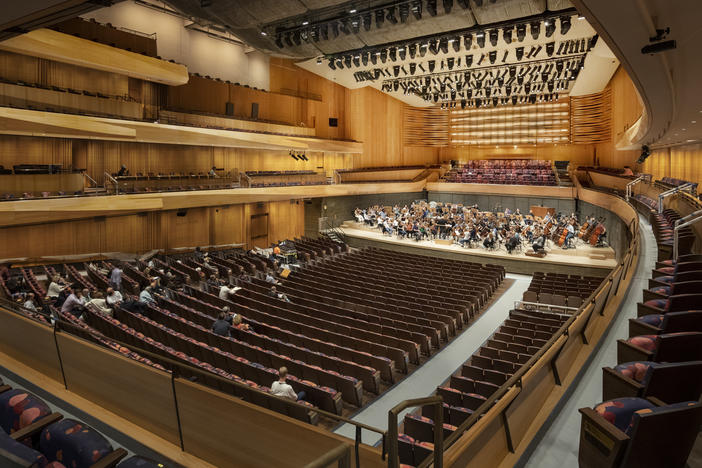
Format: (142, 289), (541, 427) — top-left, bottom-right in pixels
(557, 223), (569, 247)
(589, 219), (605, 246)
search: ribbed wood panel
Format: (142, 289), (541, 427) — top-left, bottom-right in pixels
(570, 88), (612, 144)
(403, 105), (449, 147)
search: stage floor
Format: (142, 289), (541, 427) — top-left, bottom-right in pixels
(339, 221), (618, 272)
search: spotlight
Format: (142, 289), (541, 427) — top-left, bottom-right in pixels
(516, 46), (524, 60)
(386, 7), (398, 24)
(427, 0), (437, 16)
(353, 55), (360, 67)
(447, 57), (455, 70)
(275, 34), (283, 48)
(560, 16), (571, 35)
(464, 34), (472, 50)
(429, 39), (439, 55)
(328, 59), (336, 70)
(399, 4), (410, 23)
(284, 32), (293, 47)
(361, 51), (369, 66)
(461, 99), (466, 109)
(363, 12), (372, 31)
(439, 37), (448, 54)
(408, 43), (417, 58)
(409, 62), (417, 74)
(411, 0), (422, 19)
(393, 65), (400, 77)
(428, 60), (436, 72)
(375, 9), (385, 28)
(443, 0), (453, 14)
(516, 24), (526, 42)
(530, 21), (540, 40)
(545, 20), (555, 38)
(451, 36), (460, 52)
(344, 55), (352, 68)
(371, 51), (378, 65)
(503, 27), (513, 44)
(389, 47), (397, 62)
(489, 30), (498, 47)
(393, 81), (399, 91)
(489, 51), (497, 64)
(465, 54), (473, 67)
(399, 47), (406, 60)
(380, 49), (387, 63)
(476, 32), (485, 48)
(546, 42), (555, 56)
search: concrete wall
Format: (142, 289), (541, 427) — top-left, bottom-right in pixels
(320, 192), (426, 228)
(428, 191), (577, 215)
(579, 200), (630, 262)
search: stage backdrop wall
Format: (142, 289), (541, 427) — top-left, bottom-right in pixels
(427, 192), (576, 217)
(318, 192), (427, 228)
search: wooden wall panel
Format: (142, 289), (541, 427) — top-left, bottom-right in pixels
(268, 199), (304, 245)
(403, 105), (449, 147)
(642, 143), (702, 187)
(209, 205), (246, 247)
(0, 135), (72, 169)
(570, 89), (612, 144)
(439, 143), (596, 166)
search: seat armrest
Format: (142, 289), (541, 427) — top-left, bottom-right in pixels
(0, 385), (11, 394)
(578, 407), (629, 468)
(602, 367), (643, 401)
(645, 396), (667, 407)
(616, 339), (653, 364)
(10, 413), (63, 442)
(628, 318), (659, 338)
(90, 448), (128, 468)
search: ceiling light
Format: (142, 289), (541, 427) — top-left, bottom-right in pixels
(516, 24), (526, 42)
(560, 16), (572, 35)
(503, 27), (513, 44)
(349, 9), (357, 13)
(545, 21), (555, 38)
(302, 21), (309, 25)
(261, 31), (267, 36)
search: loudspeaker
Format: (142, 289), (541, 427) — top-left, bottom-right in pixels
(329, 118), (338, 127)
(225, 102), (234, 116)
(251, 102), (259, 119)
(176, 210), (187, 217)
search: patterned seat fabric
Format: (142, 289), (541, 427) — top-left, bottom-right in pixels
(649, 285), (671, 296)
(40, 419), (113, 468)
(636, 314), (665, 328)
(613, 361), (658, 383)
(117, 455), (168, 468)
(656, 275), (675, 284)
(643, 299), (668, 311)
(593, 397), (656, 434)
(0, 428), (51, 467)
(626, 401), (698, 434)
(626, 335), (659, 352)
(0, 389), (52, 433)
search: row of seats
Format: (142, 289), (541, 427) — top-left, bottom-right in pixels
(522, 271), (603, 308)
(630, 194), (696, 259)
(442, 159), (557, 186)
(658, 177), (698, 193)
(396, 308), (570, 466)
(577, 226), (702, 466)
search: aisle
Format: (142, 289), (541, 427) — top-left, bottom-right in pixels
(333, 273), (532, 446)
(520, 216), (655, 467)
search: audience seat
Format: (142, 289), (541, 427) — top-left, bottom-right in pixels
(617, 332), (702, 363)
(602, 360), (702, 402)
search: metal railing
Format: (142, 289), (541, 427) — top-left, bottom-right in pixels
(388, 396), (444, 468)
(304, 443), (352, 468)
(673, 209), (702, 259)
(104, 172), (119, 195)
(625, 175), (647, 201)
(658, 183), (696, 213)
(513, 300), (580, 314)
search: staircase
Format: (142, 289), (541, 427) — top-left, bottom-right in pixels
(554, 160), (574, 187)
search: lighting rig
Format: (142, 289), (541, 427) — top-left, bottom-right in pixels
(289, 150), (308, 161)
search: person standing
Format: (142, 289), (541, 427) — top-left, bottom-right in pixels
(109, 266), (122, 291)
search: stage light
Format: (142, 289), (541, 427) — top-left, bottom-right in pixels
(410, 0), (422, 19)
(393, 65), (400, 77)
(393, 81), (399, 91)
(399, 4), (410, 23)
(330, 22), (339, 38)
(560, 16), (571, 35)
(428, 60), (436, 72)
(546, 42), (555, 56)
(503, 27), (513, 44)
(386, 7), (398, 24)
(409, 63), (416, 74)
(399, 47), (406, 60)
(516, 46), (524, 61)
(375, 9), (385, 28)
(275, 34), (283, 48)
(465, 54), (473, 67)
(476, 32), (485, 48)
(489, 30), (498, 47)
(328, 59), (336, 70)
(439, 37), (449, 54)
(380, 49), (387, 63)
(489, 51), (497, 64)
(344, 55), (352, 68)
(447, 57), (455, 70)
(463, 34), (473, 51)
(516, 24), (526, 42)
(545, 20), (555, 38)
(361, 51), (369, 66)
(389, 47), (397, 62)
(530, 21), (540, 40)
(408, 43), (417, 59)
(461, 99), (466, 109)
(427, 0), (437, 16)
(451, 36), (460, 52)
(429, 39), (439, 55)
(362, 12), (372, 31)
(443, 0), (453, 14)
(353, 55), (360, 67)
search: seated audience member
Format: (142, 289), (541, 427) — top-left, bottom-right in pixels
(268, 286), (291, 303)
(109, 266), (122, 290)
(209, 166), (218, 177)
(202, 257), (217, 275)
(81, 288), (91, 303)
(105, 287), (123, 306)
(194, 270), (207, 291)
(85, 291), (112, 317)
(231, 313), (250, 331)
(194, 246), (205, 262)
(23, 293), (38, 313)
(139, 286), (156, 304)
(239, 270), (251, 285)
(271, 367), (305, 401)
(219, 283), (241, 300)
(61, 289), (84, 314)
(46, 275), (67, 298)
(116, 164), (128, 177)
(622, 166), (634, 176)
(211, 312), (231, 337)
(0, 263), (9, 282)
(265, 271), (280, 285)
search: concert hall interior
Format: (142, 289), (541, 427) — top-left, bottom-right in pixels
(1, 1), (702, 467)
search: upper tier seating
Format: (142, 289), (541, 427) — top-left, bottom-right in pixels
(522, 272), (603, 309)
(244, 170), (328, 188)
(441, 159), (557, 185)
(658, 177), (699, 193)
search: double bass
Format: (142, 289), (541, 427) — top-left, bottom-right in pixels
(589, 219), (606, 246)
(557, 223), (569, 247)
(577, 217), (591, 239)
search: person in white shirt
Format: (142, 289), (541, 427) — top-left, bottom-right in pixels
(46, 275), (67, 298)
(219, 283), (241, 300)
(23, 293), (38, 312)
(139, 286), (156, 304)
(270, 367), (305, 401)
(105, 288), (123, 306)
(84, 291), (112, 318)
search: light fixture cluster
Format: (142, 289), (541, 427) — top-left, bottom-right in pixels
(289, 150), (309, 161)
(269, 0), (477, 49)
(380, 55), (585, 105)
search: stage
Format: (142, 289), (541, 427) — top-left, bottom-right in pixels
(339, 221), (617, 276)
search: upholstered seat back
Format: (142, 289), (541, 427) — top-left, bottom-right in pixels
(0, 389), (52, 434)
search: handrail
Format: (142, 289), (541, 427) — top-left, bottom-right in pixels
(387, 395), (444, 468)
(625, 175), (646, 201)
(0, 298), (388, 464)
(303, 443), (352, 468)
(104, 172), (119, 195)
(514, 301), (580, 313)
(83, 172), (101, 189)
(673, 209), (702, 259)
(658, 183), (696, 213)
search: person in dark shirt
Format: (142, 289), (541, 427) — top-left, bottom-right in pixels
(116, 165), (128, 177)
(211, 312), (231, 337)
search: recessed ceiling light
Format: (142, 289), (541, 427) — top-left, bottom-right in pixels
(692, 120), (697, 124)
(302, 21), (309, 25)
(260, 31), (267, 36)
(349, 9), (357, 13)
(682, 128), (686, 131)
(578, 15), (585, 20)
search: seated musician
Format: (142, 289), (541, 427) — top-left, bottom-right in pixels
(563, 222), (575, 249)
(532, 233), (547, 253)
(483, 232), (496, 250)
(506, 230), (520, 254)
(458, 229), (471, 247)
(116, 164), (128, 177)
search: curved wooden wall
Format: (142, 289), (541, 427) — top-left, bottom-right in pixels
(570, 88), (612, 144)
(403, 105), (449, 147)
